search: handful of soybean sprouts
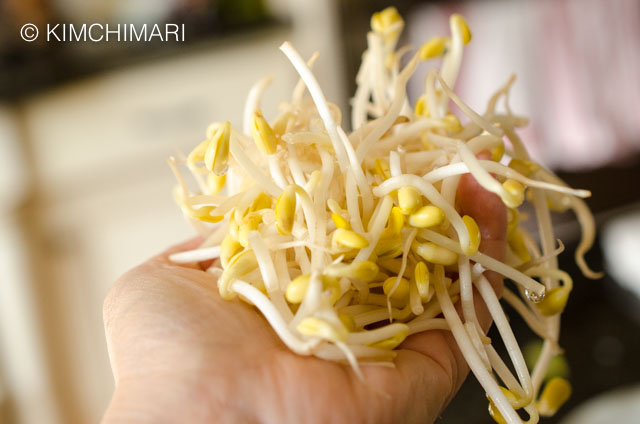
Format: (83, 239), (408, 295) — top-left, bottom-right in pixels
(168, 8), (600, 424)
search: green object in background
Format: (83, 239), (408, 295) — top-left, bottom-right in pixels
(219, 0), (268, 26)
(523, 340), (570, 381)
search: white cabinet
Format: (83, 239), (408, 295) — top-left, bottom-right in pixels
(6, 3), (347, 421)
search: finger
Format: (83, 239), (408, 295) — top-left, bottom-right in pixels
(352, 347), (455, 423)
(457, 171), (507, 246)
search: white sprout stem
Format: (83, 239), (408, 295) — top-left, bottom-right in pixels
(335, 341), (364, 380)
(404, 151), (450, 173)
(436, 72), (504, 137)
(407, 318), (450, 335)
(485, 74), (516, 116)
(567, 195), (602, 278)
(345, 173), (364, 233)
(268, 155), (288, 189)
(356, 53), (420, 162)
(441, 173), (461, 209)
(231, 280), (318, 354)
(279, 42), (349, 172)
(336, 126), (374, 218)
(287, 143), (307, 187)
(311, 198), (327, 273)
(530, 188), (559, 287)
(419, 228), (546, 297)
(373, 174), (470, 254)
(312, 148), (334, 271)
(243, 74), (274, 134)
(351, 277), (371, 306)
(184, 193), (230, 207)
(389, 151), (402, 176)
(293, 185), (318, 257)
(423, 162), (469, 183)
(482, 162), (590, 197)
(355, 195), (394, 262)
(466, 134), (503, 154)
(365, 191), (387, 233)
(283, 131), (332, 148)
(457, 139), (511, 201)
(292, 51), (320, 105)
(367, 32), (388, 113)
(409, 278), (424, 316)
(352, 51), (371, 130)
(168, 157), (189, 197)
(315, 344), (396, 362)
(529, 186), (561, 395)
(237, 190), (266, 220)
(465, 322), (491, 371)
(390, 44), (412, 79)
(290, 280), (320, 329)
(457, 121), (483, 141)
(474, 274), (534, 402)
(247, 231), (293, 321)
(407, 298), (446, 325)
(423, 131), (462, 151)
(473, 253), (545, 299)
(494, 118), (530, 161)
(502, 289), (550, 340)
(349, 117), (378, 149)
(537, 168), (602, 278)
(294, 245), (311, 275)
(282, 131), (333, 150)
(334, 289), (353, 309)
(525, 267), (573, 292)
(492, 114), (529, 128)
(274, 249), (291, 291)
(353, 305), (410, 328)
(367, 119), (451, 157)
(531, 341), (556, 397)
(318, 148), (335, 210)
(229, 136), (280, 197)
(169, 246), (221, 264)
(347, 323), (408, 345)
(485, 345), (528, 401)
(524, 405), (540, 424)
(425, 70), (442, 119)
(421, 160), (590, 198)
(340, 304), (378, 316)
(440, 16), (464, 96)
(433, 265), (522, 424)
(201, 221), (229, 248)
(367, 293), (409, 308)
(189, 190), (256, 219)
(386, 228), (417, 319)
(458, 255), (483, 335)
(172, 149), (206, 191)
(269, 240), (330, 254)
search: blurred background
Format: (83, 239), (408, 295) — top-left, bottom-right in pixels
(0, 0), (638, 423)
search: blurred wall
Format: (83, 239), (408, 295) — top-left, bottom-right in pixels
(406, 0), (640, 171)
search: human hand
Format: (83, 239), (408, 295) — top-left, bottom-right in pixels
(101, 174), (506, 424)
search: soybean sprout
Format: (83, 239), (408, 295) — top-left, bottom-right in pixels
(168, 8), (598, 423)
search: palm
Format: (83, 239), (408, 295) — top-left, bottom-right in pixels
(103, 173), (506, 424)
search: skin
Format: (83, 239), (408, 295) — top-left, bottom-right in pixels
(102, 172), (506, 424)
